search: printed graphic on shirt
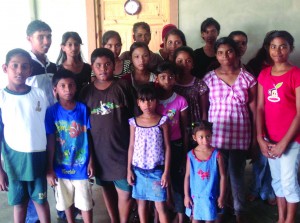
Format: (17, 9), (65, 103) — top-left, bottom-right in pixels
(166, 109), (179, 127)
(198, 169), (210, 180)
(268, 82), (283, 103)
(35, 101), (42, 112)
(91, 101), (120, 115)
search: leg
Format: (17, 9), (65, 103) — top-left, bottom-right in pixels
(14, 202), (28, 223)
(154, 201), (169, 223)
(81, 209), (93, 223)
(137, 199), (149, 223)
(101, 183), (119, 223)
(64, 206), (75, 223)
(116, 186), (132, 223)
(33, 200), (50, 223)
(285, 202), (298, 223)
(276, 197), (287, 223)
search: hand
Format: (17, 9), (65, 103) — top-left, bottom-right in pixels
(218, 196), (224, 209)
(127, 169), (135, 186)
(269, 141), (287, 158)
(46, 169), (57, 187)
(160, 172), (169, 188)
(184, 195), (193, 208)
(87, 161), (95, 178)
(258, 138), (274, 158)
(0, 169), (8, 191)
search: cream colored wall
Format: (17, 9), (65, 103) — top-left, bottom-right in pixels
(179, 0), (300, 66)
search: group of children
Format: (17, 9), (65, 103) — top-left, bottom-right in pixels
(0, 17), (300, 223)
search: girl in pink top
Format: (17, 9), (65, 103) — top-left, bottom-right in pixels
(257, 30), (300, 223)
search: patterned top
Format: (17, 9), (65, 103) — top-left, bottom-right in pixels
(129, 116), (167, 169)
(174, 77), (208, 125)
(203, 69), (257, 150)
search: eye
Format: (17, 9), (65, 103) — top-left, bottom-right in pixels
(279, 45), (288, 50)
(12, 63), (18, 69)
(186, 59), (193, 64)
(21, 64), (30, 70)
(176, 59), (183, 64)
(174, 41), (182, 46)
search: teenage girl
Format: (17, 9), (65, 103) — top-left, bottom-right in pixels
(156, 62), (189, 223)
(256, 30), (300, 223)
(101, 30), (131, 78)
(173, 46), (208, 130)
(127, 84), (171, 223)
(56, 31), (91, 99)
(122, 42), (156, 89)
(203, 37), (257, 223)
(158, 24), (177, 61)
(184, 121), (225, 223)
(163, 29), (187, 62)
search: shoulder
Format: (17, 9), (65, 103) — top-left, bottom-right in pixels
(159, 115), (168, 125)
(239, 69), (257, 86)
(150, 51), (163, 61)
(128, 117), (136, 126)
(174, 93), (188, 107)
(257, 66), (271, 84)
(203, 70), (216, 84)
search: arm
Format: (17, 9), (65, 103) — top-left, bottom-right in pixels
(248, 84), (258, 159)
(161, 122), (171, 188)
(217, 152), (226, 208)
(87, 130), (94, 178)
(46, 134), (57, 187)
(184, 156), (193, 208)
(127, 125), (136, 186)
(270, 86), (300, 157)
(0, 133), (8, 191)
(180, 108), (189, 154)
(200, 92), (209, 121)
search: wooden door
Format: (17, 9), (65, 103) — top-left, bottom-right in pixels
(86, 0), (178, 56)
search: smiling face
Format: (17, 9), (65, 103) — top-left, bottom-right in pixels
(269, 37), (291, 64)
(216, 44), (237, 66)
(54, 78), (76, 102)
(62, 37), (81, 58)
(131, 47), (150, 71)
(27, 30), (52, 56)
(92, 56), (114, 82)
(103, 37), (122, 59)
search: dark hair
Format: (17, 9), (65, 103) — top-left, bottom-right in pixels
(156, 61), (177, 76)
(214, 37), (239, 56)
(129, 42), (150, 57)
(52, 69), (76, 87)
(137, 83), (157, 101)
(164, 29), (187, 46)
(264, 30), (294, 51)
(101, 30), (122, 47)
(26, 20), (51, 36)
(201, 17), (220, 33)
(91, 48), (115, 66)
(133, 22), (151, 34)
(173, 46), (195, 63)
(56, 32), (83, 65)
(5, 48), (32, 66)
(192, 120), (213, 135)
(228, 30), (248, 43)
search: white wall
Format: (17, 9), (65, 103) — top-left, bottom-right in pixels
(179, 0), (300, 66)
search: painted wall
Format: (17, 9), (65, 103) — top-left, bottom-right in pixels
(178, 0), (300, 66)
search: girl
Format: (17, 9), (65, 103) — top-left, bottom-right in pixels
(156, 62), (189, 223)
(173, 46), (208, 128)
(56, 31), (91, 99)
(122, 42), (156, 89)
(203, 37), (257, 223)
(158, 24), (177, 61)
(127, 84), (171, 223)
(163, 29), (186, 62)
(256, 31), (300, 223)
(101, 30), (131, 78)
(184, 121), (225, 223)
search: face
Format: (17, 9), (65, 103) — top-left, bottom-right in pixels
(175, 51), (194, 73)
(269, 37), (291, 64)
(62, 37), (81, 58)
(232, 35), (247, 57)
(201, 25), (219, 44)
(216, 44), (237, 66)
(137, 98), (157, 114)
(156, 72), (176, 91)
(166, 34), (183, 59)
(54, 78), (76, 102)
(92, 56), (114, 81)
(2, 54), (32, 90)
(131, 47), (150, 71)
(134, 27), (151, 45)
(193, 129), (212, 146)
(27, 30), (52, 55)
(104, 37), (122, 59)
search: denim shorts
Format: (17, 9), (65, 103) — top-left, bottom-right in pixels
(132, 166), (167, 202)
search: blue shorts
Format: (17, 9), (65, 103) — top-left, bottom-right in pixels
(132, 166), (166, 202)
(96, 178), (131, 192)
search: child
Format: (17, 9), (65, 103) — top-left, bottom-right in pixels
(101, 30), (131, 78)
(155, 62), (188, 223)
(0, 48), (50, 223)
(56, 31), (91, 99)
(256, 30), (300, 223)
(203, 37), (257, 223)
(127, 83), (171, 223)
(122, 42), (156, 89)
(194, 18), (220, 79)
(158, 24), (177, 60)
(173, 46), (208, 129)
(45, 69), (94, 223)
(80, 48), (136, 223)
(120, 22), (163, 72)
(184, 121), (225, 223)
(163, 29), (186, 62)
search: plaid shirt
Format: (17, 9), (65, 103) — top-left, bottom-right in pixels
(203, 69), (257, 150)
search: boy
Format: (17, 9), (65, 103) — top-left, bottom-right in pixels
(45, 69), (94, 223)
(0, 48), (50, 223)
(80, 48), (136, 223)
